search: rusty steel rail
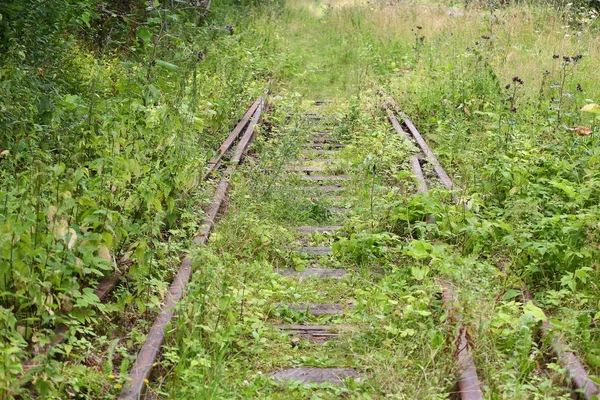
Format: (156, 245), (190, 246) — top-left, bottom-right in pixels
(388, 112), (434, 223)
(543, 321), (599, 399)
(203, 98), (261, 180)
(441, 281), (484, 400)
(388, 112), (428, 195)
(386, 95), (598, 399)
(118, 98), (265, 400)
(522, 291), (599, 399)
(398, 114), (454, 192)
(380, 87), (456, 197)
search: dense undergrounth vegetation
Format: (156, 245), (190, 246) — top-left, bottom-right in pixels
(1, 0), (600, 398)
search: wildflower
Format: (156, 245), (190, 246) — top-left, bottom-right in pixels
(577, 83), (583, 92)
(563, 56), (571, 63)
(108, 374), (116, 380)
(481, 35), (490, 39)
(512, 76), (524, 85)
(573, 54), (583, 62)
(553, 54), (560, 59)
(505, 84), (511, 90)
(144, 379), (149, 384)
(510, 107), (517, 112)
(225, 25), (234, 34)
(416, 26), (423, 29)
(197, 51), (205, 61)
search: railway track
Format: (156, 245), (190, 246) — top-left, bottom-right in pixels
(23, 92), (597, 399)
(386, 100), (600, 399)
(118, 96), (598, 399)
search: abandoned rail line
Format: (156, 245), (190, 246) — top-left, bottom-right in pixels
(17, 94), (599, 400)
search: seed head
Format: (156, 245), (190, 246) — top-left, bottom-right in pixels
(510, 106), (517, 113)
(576, 83), (583, 92)
(481, 35), (490, 39)
(505, 84), (511, 90)
(553, 54), (560, 59)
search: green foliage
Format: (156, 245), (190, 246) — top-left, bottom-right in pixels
(333, 232), (396, 264)
(0, 0), (277, 397)
(2, 0), (600, 397)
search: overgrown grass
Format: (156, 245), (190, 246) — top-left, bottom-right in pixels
(159, 0), (599, 398)
(0, 1), (279, 398)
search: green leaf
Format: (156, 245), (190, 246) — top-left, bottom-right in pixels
(581, 103), (600, 114)
(586, 354), (600, 367)
(561, 274), (576, 291)
(63, 94), (82, 108)
(411, 266), (429, 281)
(406, 240), (433, 259)
(119, 61), (137, 69)
(549, 180), (577, 199)
(502, 289), (521, 301)
(155, 60), (179, 71)
(429, 330), (444, 348)
(78, 13), (91, 28)
(523, 301), (547, 322)
(136, 27), (152, 44)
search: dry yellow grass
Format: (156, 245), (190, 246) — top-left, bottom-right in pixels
(287, 0), (599, 99)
